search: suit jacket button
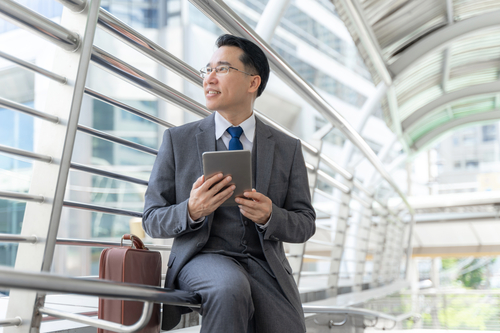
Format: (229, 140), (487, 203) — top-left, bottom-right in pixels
(196, 242), (204, 248)
(242, 240), (247, 245)
(243, 220), (248, 226)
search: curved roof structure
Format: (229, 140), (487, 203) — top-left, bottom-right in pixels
(331, 0), (500, 153)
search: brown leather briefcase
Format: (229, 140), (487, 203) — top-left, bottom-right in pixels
(98, 234), (162, 333)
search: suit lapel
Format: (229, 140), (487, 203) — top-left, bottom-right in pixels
(255, 117), (274, 196)
(195, 113), (216, 174)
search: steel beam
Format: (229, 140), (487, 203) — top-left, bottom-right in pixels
(335, 0), (392, 86)
(389, 10), (500, 78)
(255, 0), (291, 41)
(412, 245), (500, 257)
(403, 81), (500, 131)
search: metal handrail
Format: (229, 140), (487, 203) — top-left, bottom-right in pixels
(0, 0), (80, 51)
(0, 317), (22, 327)
(353, 179), (374, 198)
(320, 155), (353, 181)
(188, 0), (413, 214)
(303, 254), (333, 261)
(55, 0), (87, 13)
(56, 237), (172, 251)
(317, 170), (350, 194)
(91, 46), (211, 119)
(39, 303), (153, 333)
(0, 267), (201, 306)
(0, 50), (67, 84)
(70, 162), (149, 186)
(0, 97), (59, 123)
(308, 239), (338, 247)
(0, 233), (37, 244)
(63, 201), (143, 218)
(85, 88), (175, 129)
(351, 193), (372, 209)
(314, 188), (344, 205)
(0, 191), (44, 203)
(303, 305), (414, 324)
(299, 271), (335, 276)
(77, 124), (158, 155)
(0, 144), (52, 163)
(97, 9), (203, 87)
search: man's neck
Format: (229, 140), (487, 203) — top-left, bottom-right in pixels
(217, 109), (253, 126)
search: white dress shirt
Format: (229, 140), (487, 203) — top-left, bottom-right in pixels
(214, 111), (255, 152)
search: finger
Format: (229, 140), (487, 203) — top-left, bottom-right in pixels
(243, 190), (264, 201)
(236, 197), (257, 208)
(192, 175), (205, 189)
(209, 176), (233, 194)
(201, 173), (224, 190)
(239, 207), (260, 221)
(212, 185), (235, 207)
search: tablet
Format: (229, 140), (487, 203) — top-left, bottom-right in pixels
(202, 150), (252, 207)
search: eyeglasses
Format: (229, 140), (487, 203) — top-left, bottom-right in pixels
(200, 65), (257, 78)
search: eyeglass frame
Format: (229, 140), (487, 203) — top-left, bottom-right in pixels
(200, 65), (257, 78)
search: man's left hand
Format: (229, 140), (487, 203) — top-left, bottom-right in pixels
(235, 189), (272, 225)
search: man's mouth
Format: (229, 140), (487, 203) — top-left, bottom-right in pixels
(207, 91), (221, 95)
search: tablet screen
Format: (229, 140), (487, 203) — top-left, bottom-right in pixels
(202, 150), (252, 207)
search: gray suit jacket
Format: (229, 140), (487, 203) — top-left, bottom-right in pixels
(143, 112), (316, 329)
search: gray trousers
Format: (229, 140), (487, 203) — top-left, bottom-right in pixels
(176, 253), (305, 333)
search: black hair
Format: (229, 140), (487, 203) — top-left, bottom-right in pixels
(216, 34), (270, 97)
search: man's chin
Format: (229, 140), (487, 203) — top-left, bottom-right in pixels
(205, 102), (219, 111)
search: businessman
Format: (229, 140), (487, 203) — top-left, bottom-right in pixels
(143, 34), (316, 333)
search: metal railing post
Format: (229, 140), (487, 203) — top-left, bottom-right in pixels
(378, 216), (395, 285)
(370, 213), (388, 288)
(327, 179), (353, 296)
(288, 133), (323, 284)
(352, 196), (374, 292)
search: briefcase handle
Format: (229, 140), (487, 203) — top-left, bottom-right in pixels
(121, 234), (149, 250)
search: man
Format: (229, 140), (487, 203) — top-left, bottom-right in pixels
(143, 34), (316, 333)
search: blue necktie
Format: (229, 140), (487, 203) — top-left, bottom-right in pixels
(227, 126), (243, 150)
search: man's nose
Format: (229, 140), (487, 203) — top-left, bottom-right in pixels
(204, 70), (217, 83)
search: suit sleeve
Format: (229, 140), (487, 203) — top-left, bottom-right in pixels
(142, 129), (204, 238)
(262, 139), (316, 243)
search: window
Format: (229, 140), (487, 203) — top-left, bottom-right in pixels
(465, 160), (479, 169)
(482, 124), (497, 142)
(462, 131), (476, 145)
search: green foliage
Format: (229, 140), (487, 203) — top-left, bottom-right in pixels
(438, 295), (499, 330)
(441, 258), (458, 270)
(458, 264), (484, 288)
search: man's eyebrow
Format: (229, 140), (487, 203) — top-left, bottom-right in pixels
(206, 61), (231, 67)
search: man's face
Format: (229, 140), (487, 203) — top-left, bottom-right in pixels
(203, 46), (254, 112)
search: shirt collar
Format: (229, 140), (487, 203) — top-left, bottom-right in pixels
(214, 111), (255, 142)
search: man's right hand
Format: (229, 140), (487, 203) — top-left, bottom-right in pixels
(188, 173), (235, 221)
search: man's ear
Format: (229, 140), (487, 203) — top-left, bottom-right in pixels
(248, 75), (261, 94)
